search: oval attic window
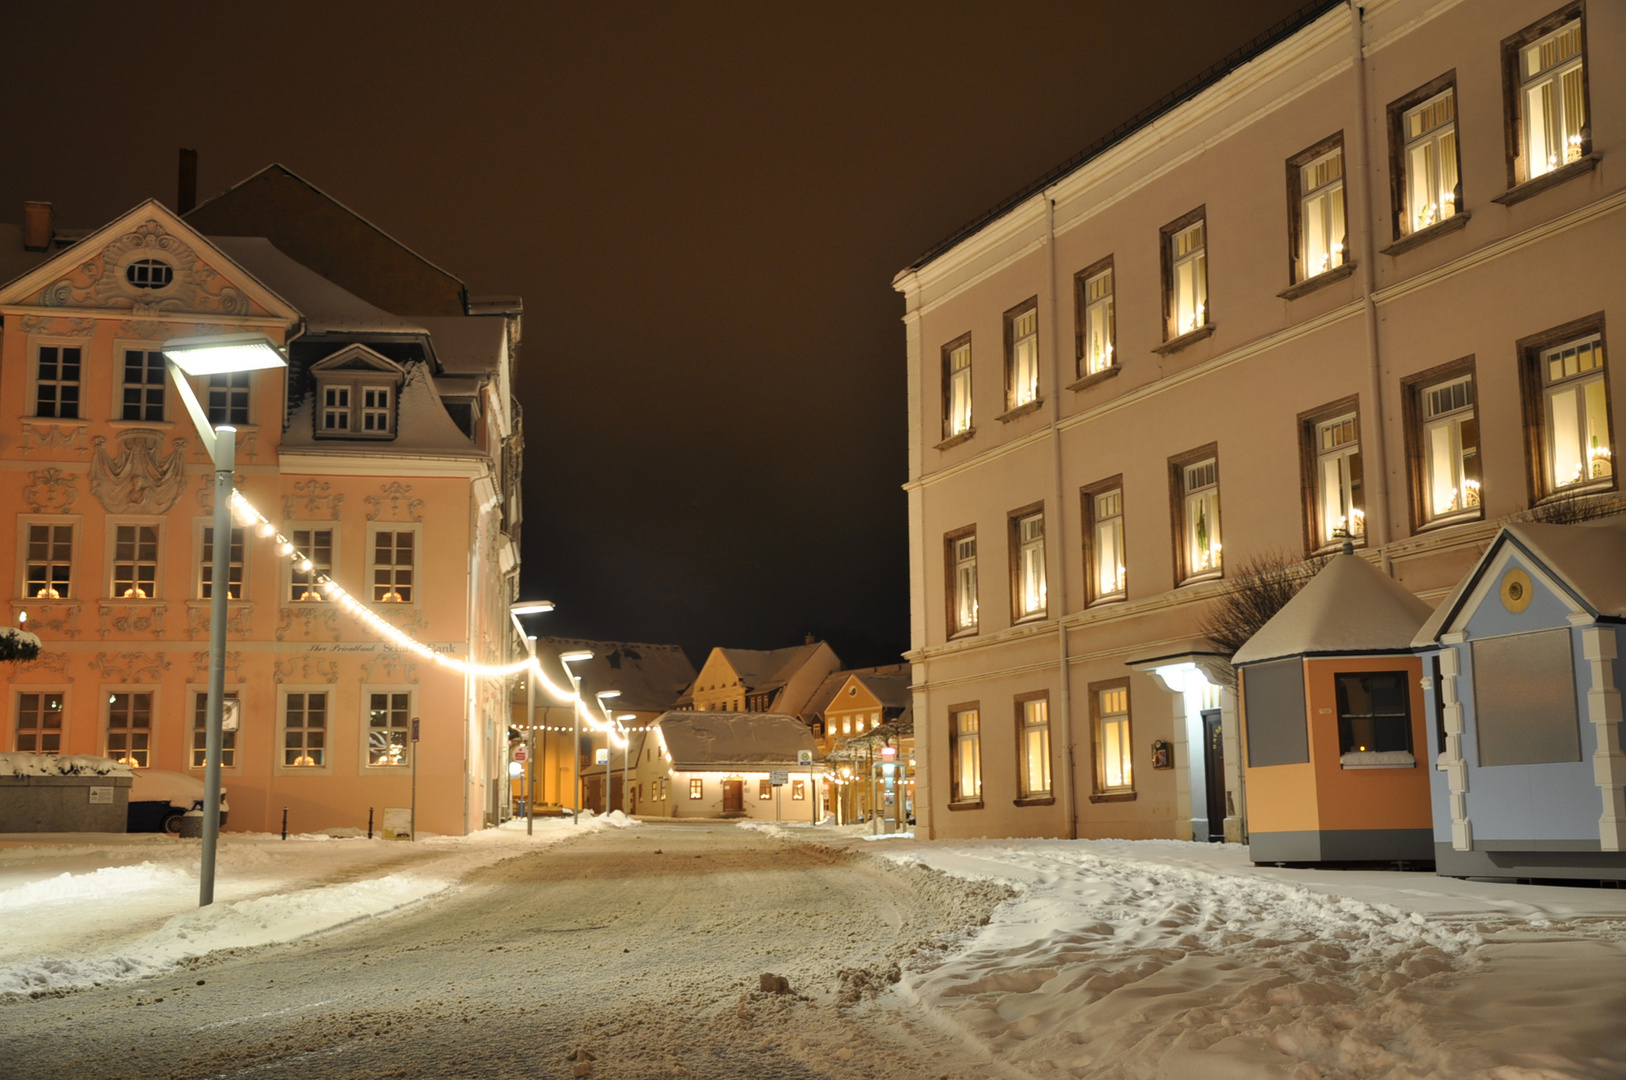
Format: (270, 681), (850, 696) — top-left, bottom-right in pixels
(126, 259), (174, 289)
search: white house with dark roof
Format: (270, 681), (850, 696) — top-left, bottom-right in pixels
(627, 711), (823, 820)
(680, 640), (841, 715)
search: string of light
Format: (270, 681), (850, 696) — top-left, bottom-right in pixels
(228, 490), (628, 747)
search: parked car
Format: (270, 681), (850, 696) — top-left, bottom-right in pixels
(126, 770), (230, 834)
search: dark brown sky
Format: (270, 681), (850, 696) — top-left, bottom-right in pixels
(4, 0), (1311, 666)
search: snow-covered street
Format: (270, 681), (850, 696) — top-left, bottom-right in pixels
(2, 820), (1623, 1079)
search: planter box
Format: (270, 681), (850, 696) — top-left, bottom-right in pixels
(0, 774), (133, 833)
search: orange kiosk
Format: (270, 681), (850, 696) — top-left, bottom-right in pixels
(1233, 550), (1435, 865)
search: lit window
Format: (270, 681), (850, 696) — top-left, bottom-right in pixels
(1164, 215), (1208, 339)
(1018, 696), (1051, 798)
(1005, 300), (1039, 410)
(1094, 685), (1132, 794)
(1416, 373), (1481, 523)
(284, 692), (326, 766)
(943, 337), (972, 439)
(689, 778), (704, 799)
(112, 524), (159, 599)
(1513, 15), (1587, 182)
(1086, 484), (1126, 603)
(1335, 672), (1411, 759)
(372, 531), (415, 603)
(1526, 330), (1611, 497)
(290, 529), (333, 602)
(1312, 413), (1364, 548)
(1175, 454), (1222, 581)
(368, 692), (411, 766)
(207, 372), (250, 425)
(950, 706), (981, 803)
(1079, 264), (1114, 376)
(949, 531), (978, 636)
(759, 779), (772, 800)
(107, 692), (153, 768)
(199, 526), (244, 600)
(192, 691), (238, 768)
(26, 523), (73, 599)
(1399, 86), (1460, 234)
(1013, 511), (1046, 620)
(121, 349), (166, 422)
(791, 780), (806, 800)
(34, 345), (81, 419)
(1294, 143), (1346, 281)
(15, 692), (64, 753)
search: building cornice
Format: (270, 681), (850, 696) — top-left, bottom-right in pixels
(277, 451), (492, 479)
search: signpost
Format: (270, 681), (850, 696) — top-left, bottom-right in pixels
(797, 749), (815, 825)
(409, 716), (420, 841)
(770, 769), (788, 822)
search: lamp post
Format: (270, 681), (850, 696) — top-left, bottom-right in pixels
(508, 601), (555, 837)
(596, 690), (621, 814)
(161, 334), (287, 908)
(618, 712), (635, 818)
(558, 650), (594, 822)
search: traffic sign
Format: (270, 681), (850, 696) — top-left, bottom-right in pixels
(796, 749), (813, 766)
(770, 769), (788, 786)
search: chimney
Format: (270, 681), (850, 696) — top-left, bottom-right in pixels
(804, 632), (816, 646)
(177, 148), (198, 214)
(22, 202), (53, 251)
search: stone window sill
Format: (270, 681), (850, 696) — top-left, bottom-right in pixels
(997, 399), (1044, 423)
(1152, 324), (1215, 357)
(947, 800), (984, 812)
(1492, 153), (1601, 207)
(1013, 796), (1055, 807)
(1089, 791), (1137, 803)
(935, 429), (975, 451)
(1067, 365), (1121, 392)
(1277, 261), (1356, 300)
(1340, 751), (1416, 769)
(1380, 213), (1469, 257)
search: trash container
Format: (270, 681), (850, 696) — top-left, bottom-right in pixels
(178, 808), (205, 838)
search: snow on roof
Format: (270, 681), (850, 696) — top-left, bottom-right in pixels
(281, 358), (474, 453)
(1232, 552), (1434, 666)
(655, 712), (820, 770)
(804, 664), (910, 716)
(209, 236), (426, 334)
(1413, 519), (1626, 646)
(533, 638), (697, 713)
(718, 643), (827, 692)
(415, 316), (506, 376)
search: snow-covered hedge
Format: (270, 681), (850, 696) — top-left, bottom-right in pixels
(0, 627), (41, 663)
(0, 753), (131, 778)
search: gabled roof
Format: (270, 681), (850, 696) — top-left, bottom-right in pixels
(807, 666), (912, 716)
(655, 711), (821, 770)
(309, 343), (407, 376)
(718, 643), (826, 693)
(210, 236), (421, 333)
(1233, 552), (1434, 666)
(415, 315), (508, 377)
(535, 638), (697, 713)
(1413, 520), (1626, 646)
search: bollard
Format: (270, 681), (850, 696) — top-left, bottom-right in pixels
(281, 806), (288, 841)
(368, 806), (375, 840)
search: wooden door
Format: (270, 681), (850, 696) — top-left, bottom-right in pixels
(1202, 709), (1225, 842)
(722, 779), (744, 813)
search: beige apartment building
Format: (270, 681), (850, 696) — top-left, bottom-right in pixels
(895, 0), (1624, 842)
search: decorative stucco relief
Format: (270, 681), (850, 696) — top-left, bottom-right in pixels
(21, 423), (89, 458)
(23, 468), (79, 513)
(90, 430), (188, 514)
(15, 653), (71, 681)
(274, 656), (340, 685)
(362, 652), (419, 684)
(89, 651), (170, 683)
(15, 602), (79, 640)
(283, 479), (344, 521)
(365, 481), (423, 522)
(275, 606), (340, 642)
(19, 315), (94, 336)
(189, 651), (241, 683)
(186, 605), (252, 639)
(97, 603), (168, 639)
(37, 220), (252, 317)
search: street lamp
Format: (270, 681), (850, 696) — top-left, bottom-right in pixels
(161, 333), (287, 908)
(508, 601), (555, 837)
(558, 650), (593, 822)
(596, 690), (620, 814)
(617, 712), (636, 818)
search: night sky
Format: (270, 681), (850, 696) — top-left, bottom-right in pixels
(4, 1), (1309, 666)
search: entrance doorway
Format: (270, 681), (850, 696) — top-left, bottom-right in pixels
(1201, 708), (1225, 842)
(721, 779), (744, 813)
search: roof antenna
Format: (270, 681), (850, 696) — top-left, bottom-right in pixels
(178, 148), (198, 214)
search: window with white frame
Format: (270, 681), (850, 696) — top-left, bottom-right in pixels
(1539, 333), (1611, 493)
(367, 691), (411, 766)
(1312, 412), (1364, 547)
(1018, 695), (1051, 799)
(1417, 372), (1481, 523)
(372, 530), (415, 603)
(207, 372), (250, 425)
(949, 706), (981, 803)
(1400, 86), (1460, 234)
(111, 524), (158, 599)
(948, 530), (978, 636)
(199, 526), (244, 600)
(322, 385), (352, 431)
(1087, 485), (1126, 603)
(1164, 214), (1207, 339)
(791, 779), (806, 800)
(283, 692), (326, 767)
(106, 691), (153, 768)
(290, 528), (333, 602)
(759, 779), (772, 800)
(120, 349), (166, 422)
(1094, 684), (1133, 795)
(1511, 12), (1588, 183)
(26, 523), (73, 599)
(1294, 143), (1346, 281)
(1175, 453), (1222, 581)
(192, 690), (238, 769)
(943, 336), (973, 439)
(689, 778), (703, 799)
(361, 386), (392, 433)
(1012, 510), (1046, 620)
(1077, 259), (1115, 377)
(1005, 300), (1039, 410)
(34, 345), (81, 419)
(15, 692), (64, 753)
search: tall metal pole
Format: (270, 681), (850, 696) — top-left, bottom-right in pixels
(524, 636), (536, 836)
(199, 425), (235, 907)
(571, 673), (582, 823)
(622, 725), (631, 818)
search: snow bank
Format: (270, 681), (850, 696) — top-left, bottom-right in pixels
(0, 753), (130, 777)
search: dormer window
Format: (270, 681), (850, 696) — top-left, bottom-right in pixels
(310, 345), (405, 441)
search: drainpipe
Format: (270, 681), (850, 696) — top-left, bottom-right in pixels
(1045, 195), (1079, 839)
(1350, 2), (1393, 574)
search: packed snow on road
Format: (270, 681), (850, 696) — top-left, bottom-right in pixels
(1, 815), (1622, 1078)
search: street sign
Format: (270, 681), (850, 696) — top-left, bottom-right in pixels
(769, 769), (788, 786)
(512, 745), (529, 763)
(222, 698), (241, 733)
(796, 749), (813, 766)
(595, 748), (610, 764)
(411, 716), (421, 743)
